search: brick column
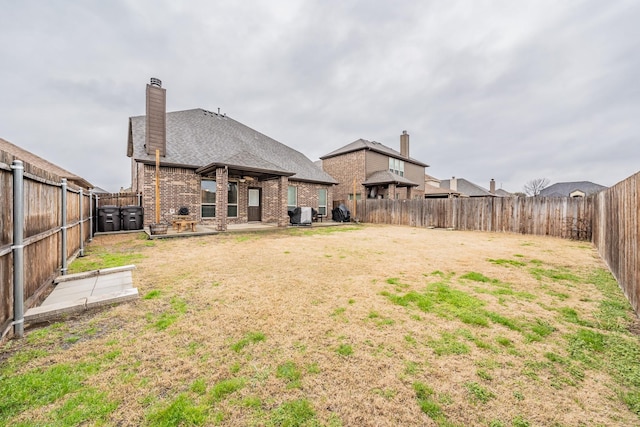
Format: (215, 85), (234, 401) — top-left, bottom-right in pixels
(388, 184), (397, 200)
(216, 167), (228, 231)
(277, 175), (289, 227)
(406, 186), (412, 200)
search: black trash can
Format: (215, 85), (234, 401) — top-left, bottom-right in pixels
(121, 206), (144, 230)
(98, 206), (121, 232)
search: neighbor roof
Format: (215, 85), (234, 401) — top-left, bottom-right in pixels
(127, 109), (337, 184)
(362, 170), (419, 187)
(539, 181), (606, 197)
(440, 178), (495, 197)
(424, 185), (461, 197)
(0, 137), (93, 188)
(320, 138), (428, 167)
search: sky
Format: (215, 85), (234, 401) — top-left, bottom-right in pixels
(1, 0), (638, 193)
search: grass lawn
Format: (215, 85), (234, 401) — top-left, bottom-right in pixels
(1, 224), (639, 426)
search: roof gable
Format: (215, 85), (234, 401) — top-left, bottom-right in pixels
(320, 138), (428, 167)
(128, 109), (336, 184)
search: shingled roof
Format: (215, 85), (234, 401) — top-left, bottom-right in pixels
(440, 178), (495, 197)
(127, 109), (336, 184)
(539, 181), (606, 197)
(362, 170), (419, 187)
(0, 137), (92, 189)
(320, 138), (428, 167)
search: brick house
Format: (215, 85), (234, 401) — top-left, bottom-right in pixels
(127, 79), (336, 230)
(320, 131), (428, 201)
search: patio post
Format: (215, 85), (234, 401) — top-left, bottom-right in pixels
(216, 166), (228, 231)
(277, 176), (289, 227)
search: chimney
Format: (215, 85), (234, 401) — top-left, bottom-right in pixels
(145, 77), (166, 156)
(400, 130), (410, 158)
(490, 178), (496, 194)
(450, 176), (457, 192)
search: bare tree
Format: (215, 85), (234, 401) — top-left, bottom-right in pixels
(523, 178), (550, 196)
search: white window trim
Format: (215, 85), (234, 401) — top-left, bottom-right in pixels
(318, 188), (327, 216)
(287, 185), (297, 210)
(227, 181), (238, 217)
(201, 178), (216, 217)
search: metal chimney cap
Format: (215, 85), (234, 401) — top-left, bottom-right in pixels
(150, 77), (162, 87)
(402, 130), (408, 135)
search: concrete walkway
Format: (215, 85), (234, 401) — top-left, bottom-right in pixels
(24, 265), (138, 323)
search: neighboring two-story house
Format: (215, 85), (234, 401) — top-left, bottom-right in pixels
(320, 132), (428, 202)
(127, 78), (336, 230)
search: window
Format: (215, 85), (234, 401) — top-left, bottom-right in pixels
(227, 182), (238, 217)
(201, 179), (216, 217)
(388, 158), (405, 177)
(287, 186), (297, 210)
(318, 188), (327, 216)
(348, 193), (362, 201)
(201, 180), (237, 217)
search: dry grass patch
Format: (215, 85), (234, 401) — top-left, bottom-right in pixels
(1, 224), (639, 426)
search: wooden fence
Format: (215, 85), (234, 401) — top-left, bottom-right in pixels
(95, 192), (140, 208)
(0, 151), (92, 338)
(351, 196), (594, 239)
(592, 171), (640, 314)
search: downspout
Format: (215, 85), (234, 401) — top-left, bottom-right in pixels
(11, 160), (24, 338)
(61, 178), (68, 275)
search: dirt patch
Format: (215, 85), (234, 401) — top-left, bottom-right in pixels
(4, 225), (639, 426)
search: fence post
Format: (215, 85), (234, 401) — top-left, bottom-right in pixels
(89, 189), (93, 242)
(79, 188), (84, 256)
(11, 160), (24, 338)
(61, 178), (68, 275)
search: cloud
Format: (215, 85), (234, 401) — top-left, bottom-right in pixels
(0, 0), (638, 192)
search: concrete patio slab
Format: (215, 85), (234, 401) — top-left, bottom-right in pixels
(24, 266), (138, 324)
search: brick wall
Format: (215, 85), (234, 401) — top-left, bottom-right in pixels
(322, 151), (366, 202)
(141, 164), (199, 225)
(322, 150), (425, 201)
(262, 179), (283, 223)
(138, 163), (334, 227)
(286, 181), (334, 215)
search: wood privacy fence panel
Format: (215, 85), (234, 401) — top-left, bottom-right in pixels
(592, 172), (640, 314)
(352, 197), (593, 239)
(97, 192), (140, 207)
(0, 149), (93, 337)
(0, 153), (14, 332)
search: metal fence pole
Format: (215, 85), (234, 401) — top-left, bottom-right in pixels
(89, 189), (93, 242)
(61, 178), (67, 275)
(79, 188), (84, 256)
(11, 160), (24, 338)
